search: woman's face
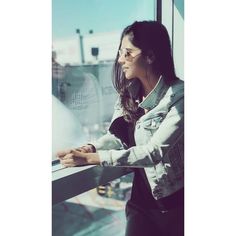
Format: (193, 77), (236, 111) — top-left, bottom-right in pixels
(118, 35), (148, 80)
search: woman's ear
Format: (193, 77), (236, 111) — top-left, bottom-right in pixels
(147, 58), (153, 64)
(146, 51), (155, 64)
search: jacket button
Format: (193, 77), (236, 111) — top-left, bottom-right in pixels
(136, 124), (140, 129)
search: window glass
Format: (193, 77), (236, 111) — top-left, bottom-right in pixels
(173, 0), (184, 79)
(52, 0), (155, 158)
(52, 1), (155, 235)
(161, 0), (184, 80)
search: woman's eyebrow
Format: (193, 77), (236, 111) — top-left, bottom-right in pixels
(125, 48), (134, 51)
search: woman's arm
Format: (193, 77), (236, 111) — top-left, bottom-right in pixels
(59, 97), (183, 168)
(97, 97), (184, 167)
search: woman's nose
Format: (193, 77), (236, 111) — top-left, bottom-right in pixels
(118, 54), (125, 65)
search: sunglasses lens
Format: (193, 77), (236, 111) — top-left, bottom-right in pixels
(119, 49), (141, 61)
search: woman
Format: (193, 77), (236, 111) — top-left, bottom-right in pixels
(57, 21), (184, 236)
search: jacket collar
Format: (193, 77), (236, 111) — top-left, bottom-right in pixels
(138, 75), (168, 110)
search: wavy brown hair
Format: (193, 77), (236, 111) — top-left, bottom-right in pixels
(112, 21), (178, 124)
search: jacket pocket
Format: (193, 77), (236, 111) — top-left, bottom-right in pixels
(142, 112), (167, 130)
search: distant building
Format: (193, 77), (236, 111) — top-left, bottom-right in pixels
(53, 31), (121, 65)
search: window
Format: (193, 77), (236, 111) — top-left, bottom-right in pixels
(52, 1), (156, 235)
(161, 0), (184, 79)
(52, 0), (156, 159)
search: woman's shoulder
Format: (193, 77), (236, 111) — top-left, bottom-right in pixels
(158, 79), (184, 110)
(172, 79), (184, 92)
(166, 79), (184, 98)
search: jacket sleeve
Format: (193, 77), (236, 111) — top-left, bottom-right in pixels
(90, 131), (126, 151)
(98, 96), (184, 167)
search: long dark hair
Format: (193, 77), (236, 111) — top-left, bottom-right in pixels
(112, 21), (178, 123)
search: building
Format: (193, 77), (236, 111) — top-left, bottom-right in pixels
(53, 30), (121, 66)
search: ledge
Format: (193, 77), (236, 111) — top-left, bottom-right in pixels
(52, 161), (133, 205)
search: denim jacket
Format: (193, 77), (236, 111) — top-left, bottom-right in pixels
(92, 76), (184, 200)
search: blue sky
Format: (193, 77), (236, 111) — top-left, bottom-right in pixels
(52, 0), (155, 39)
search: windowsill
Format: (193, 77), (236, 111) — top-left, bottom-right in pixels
(52, 161), (133, 205)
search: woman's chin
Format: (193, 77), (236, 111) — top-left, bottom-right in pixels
(124, 73), (134, 80)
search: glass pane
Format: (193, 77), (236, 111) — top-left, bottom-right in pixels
(173, 0), (184, 79)
(161, 0), (184, 80)
(52, 0), (155, 159)
(52, 1), (155, 235)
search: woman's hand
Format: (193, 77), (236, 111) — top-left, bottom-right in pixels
(77, 144), (96, 153)
(56, 145), (99, 167)
(57, 144), (95, 158)
(58, 151), (100, 167)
